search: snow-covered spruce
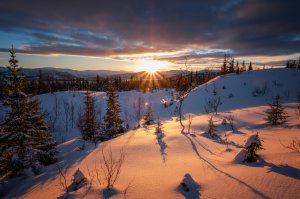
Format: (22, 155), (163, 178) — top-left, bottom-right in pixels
(80, 91), (98, 144)
(244, 133), (264, 162)
(103, 86), (124, 138)
(0, 48), (56, 177)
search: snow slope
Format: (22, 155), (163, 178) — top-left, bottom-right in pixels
(1, 68), (300, 199)
(36, 89), (174, 142)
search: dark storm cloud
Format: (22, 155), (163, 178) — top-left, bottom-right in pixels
(0, 0), (299, 61)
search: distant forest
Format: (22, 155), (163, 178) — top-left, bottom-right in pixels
(0, 54), (299, 97)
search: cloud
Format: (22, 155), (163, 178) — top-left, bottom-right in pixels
(0, 0), (299, 65)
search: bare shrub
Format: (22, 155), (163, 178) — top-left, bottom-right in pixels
(94, 161), (102, 186)
(63, 100), (70, 132)
(272, 80), (281, 87)
(77, 106), (83, 132)
(204, 95), (222, 115)
(281, 138), (300, 154)
(133, 95), (144, 128)
(100, 147), (126, 190)
(46, 94), (61, 133)
(70, 100), (75, 128)
(56, 164), (69, 193)
(86, 164), (95, 187)
(123, 178), (135, 199)
(123, 107), (132, 130)
(252, 81), (269, 97)
(96, 102), (103, 130)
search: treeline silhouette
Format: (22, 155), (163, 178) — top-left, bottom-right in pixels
(1, 54), (299, 97)
(0, 70), (220, 96)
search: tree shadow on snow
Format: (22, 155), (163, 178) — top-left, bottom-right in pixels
(177, 173), (201, 199)
(267, 164), (300, 180)
(233, 130), (246, 135)
(156, 130), (168, 164)
(102, 188), (119, 199)
(245, 123), (270, 130)
(57, 193), (77, 199)
(183, 134), (270, 199)
(201, 133), (243, 149)
(234, 151), (300, 180)
(186, 132), (220, 156)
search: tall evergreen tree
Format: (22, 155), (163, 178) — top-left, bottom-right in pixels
(265, 96), (288, 125)
(229, 58), (235, 73)
(81, 91), (98, 144)
(0, 47), (56, 176)
(248, 62), (253, 71)
(221, 54), (228, 74)
(241, 60), (246, 72)
(104, 86), (124, 137)
(235, 61), (240, 74)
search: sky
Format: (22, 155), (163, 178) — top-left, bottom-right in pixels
(0, 0), (300, 71)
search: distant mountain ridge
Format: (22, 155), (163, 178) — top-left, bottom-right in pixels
(0, 66), (135, 79)
(0, 66), (185, 80)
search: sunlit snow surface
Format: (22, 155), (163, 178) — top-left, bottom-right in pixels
(1, 68), (300, 199)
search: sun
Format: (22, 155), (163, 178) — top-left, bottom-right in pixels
(136, 59), (171, 73)
(145, 67), (158, 73)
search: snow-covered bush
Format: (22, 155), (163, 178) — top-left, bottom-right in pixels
(207, 116), (217, 137)
(244, 133), (264, 162)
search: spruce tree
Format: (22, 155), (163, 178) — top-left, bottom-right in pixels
(81, 91), (98, 144)
(0, 47), (56, 176)
(248, 62), (253, 71)
(24, 99), (57, 165)
(244, 133), (263, 162)
(143, 102), (154, 125)
(265, 96), (288, 125)
(104, 86), (124, 137)
(235, 61), (240, 74)
(241, 60), (246, 72)
(229, 58), (234, 73)
(221, 54), (228, 74)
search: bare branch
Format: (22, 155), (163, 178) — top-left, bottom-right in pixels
(123, 178), (135, 199)
(280, 138), (300, 154)
(56, 164), (69, 193)
(99, 146), (126, 190)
